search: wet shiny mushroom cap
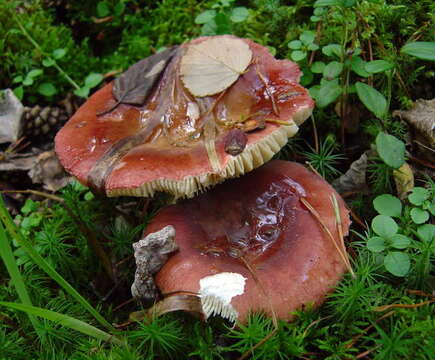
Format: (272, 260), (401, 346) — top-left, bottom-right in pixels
(145, 161), (350, 323)
(55, 36), (314, 198)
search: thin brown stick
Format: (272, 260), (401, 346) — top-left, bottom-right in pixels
(300, 197), (355, 278)
(356, 344), (382, 359)
(256, 66), (279, 116)
(0, 190), (64, 203)
(374, 299), (434, 312)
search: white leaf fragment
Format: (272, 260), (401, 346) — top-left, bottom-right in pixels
(199, 272), (246, 322)
(180, 36), (252, 97)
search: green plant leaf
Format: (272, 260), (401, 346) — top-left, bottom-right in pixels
(365, 60), (394, 73)
(373, 194), (402, 217)
(401, 42), (435, 61)
(384, 251), (410, 277)
(310, 15), (321, 22)
(74, 87), (90, 98)
(96, 1), (110, 17)
(291, 50), (306, 62)
(0, 223), (41, 334)
(355, 82), (387, 119)
(52, 48), (66, 60)
(375, 132), (405, 169)
(408, 187), (429, 206)
(307, 43), (319, 51)
(323, 61), (343, 79)
(410, 208), (429, 224)
(114, 2), (125, 16)
(13, 86), (23, 100)
(417, 224), (435, 242)
(311, 61), (325, 73)
(84, 73), (103, 88)
(195, 10), (216, 24)
(27, 69), (43, 78)
(314, 0), (343, 7)
(21, 199), (38, 214)
(316, 79), (342, 108)
(300, 31), (316, 44)
(372, 215), (398, 238)
(12, 75), (23, 83)
(0, 302), (121, 344)
(322, 44), (342, 58)
(38, 83), (57, 97)
(0, 196), (115, 332)
(367, 236), (386, 252)
(230, 7), (249, 23)
(288, 40), (302, 49)
(42, 58), (55, 67)
(390, 234), (411, 249)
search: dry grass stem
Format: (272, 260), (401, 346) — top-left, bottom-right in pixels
(300, 197), (355, 278)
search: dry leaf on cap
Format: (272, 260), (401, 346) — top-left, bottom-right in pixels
(180, 37), (252, 97)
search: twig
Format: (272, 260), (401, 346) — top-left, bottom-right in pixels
(256, 66), (279, 117)
(356, 344), (382, 359)
(0, 190), (64, 203)
(374, 299), (434, 312)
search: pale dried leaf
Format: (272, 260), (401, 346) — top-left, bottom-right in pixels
(393, 162), (414, 200)
(332, 151), (368, 194)
(180, 37), (252, 97)
(0, 89), (24, 144)
(131, 226), (179, 300)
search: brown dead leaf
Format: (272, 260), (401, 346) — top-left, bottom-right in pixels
(393, 162), (414, 200)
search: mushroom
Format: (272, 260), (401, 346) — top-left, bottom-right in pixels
(140, 160), (350, 323)
(55, 36), (314, 198)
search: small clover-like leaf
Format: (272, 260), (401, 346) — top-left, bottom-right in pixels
(384, 251), (410, 277)
(372, 215), (398, 238)
(408, 187), (429, 206)
(38, 83), (57, 97)
(300, 31), (316, 45)
(322, 44), (342, 58)
(195, 10), (216, 24)
(389, 234), (410, 249)
(373, 194), (402, 217)
(288, 40), (302, 50)
(364, 60), (394, 73)
(52, 48), (67, 60)
(417, 224), (435, 242)
(291, 50), (306, 62)
(410, 208), (429, 224)
(367, 236), (386, 252)
(230, 7), (249, 23)
(311, 61), (325, 73)
(323, 61), (343, 80)
(350, 56), (371, 77)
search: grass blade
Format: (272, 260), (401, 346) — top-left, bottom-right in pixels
(0, 302), (123, 345)
(0, 222), (41, 333)
(0, 195), (116, 332)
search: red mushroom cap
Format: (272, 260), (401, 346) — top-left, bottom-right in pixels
(55, 36), (314, 198)
(144, 160), (350, 323)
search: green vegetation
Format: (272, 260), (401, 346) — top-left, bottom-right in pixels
(1, 0), (434, 359)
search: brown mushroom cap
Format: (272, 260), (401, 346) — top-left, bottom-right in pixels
(145, 160), (350, 323)
(55, 36), (314, 198)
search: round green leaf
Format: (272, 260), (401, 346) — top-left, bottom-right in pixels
(22, 77), (34, 86)
(114, 2), (125, 16)
(307, 43), (319, 51)
(356, 82), (387, 119)
(74, 87), (90, 98)
(367, 236), (386, 252)
(323, 61), (343, 79)
(291, 50), (306, 62)
(389, 234), (410, 249)
(42, 58), (55, 67)
(401, 42), (435, 61)
(417, 224), (435, 242)
(373, 194), (402, 217)
(372, 215), (398, 238)
(52, 48), (67, 60)
(38, 83), (57, 97)
(375, 132), (405, 169)
(310, 15), (321, 22)
(350, 56), (370, 77)
(230, 7), (249, 23)
(13, 75), (23, 83)
(300, 68), (313, 86)
(384, 251), (410, 277)
(288, 40), (302, 50)
(408, 187), (429, 206)
(311, 61), (325, 73)
(13, 86), (23, 100)
(300, 31), (316, 45)
(429, 200), (435, 216)
(195, 10), (216, 24)
(410, 208), (429, 224)
(365, 60), (394, 73)
(96, 1), (110, 17)
(84, 73), (103, 89)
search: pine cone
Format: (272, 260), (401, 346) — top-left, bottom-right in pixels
(21, 94), (78, 144)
